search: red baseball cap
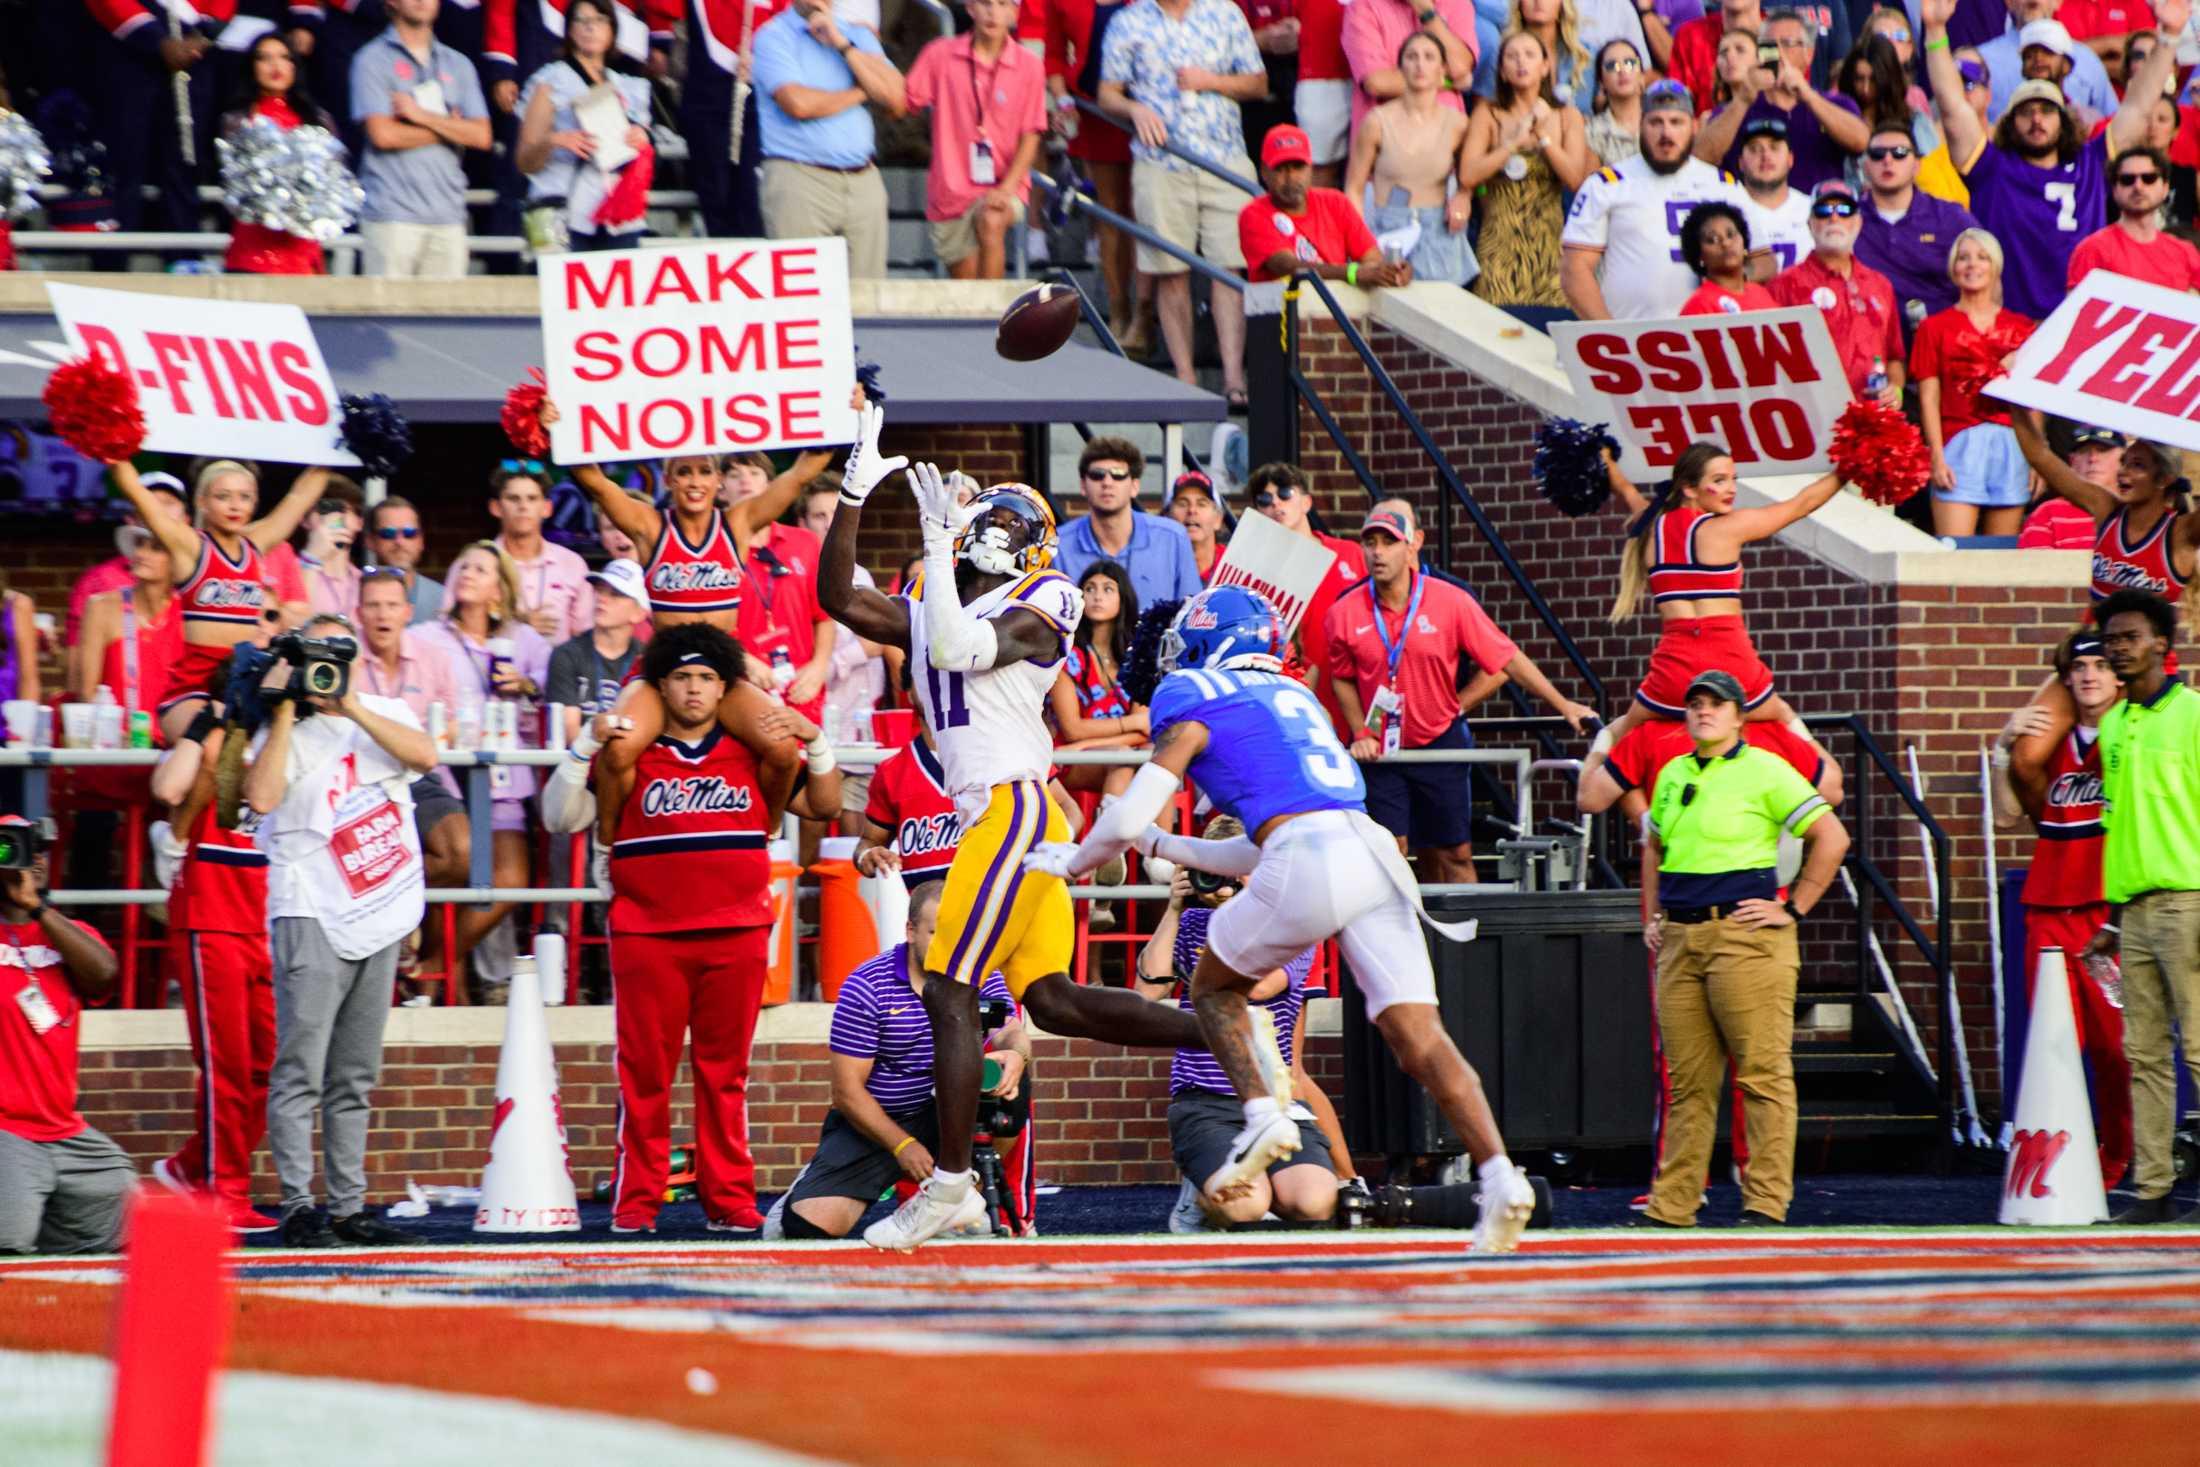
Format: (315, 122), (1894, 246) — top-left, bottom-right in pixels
(1360, 507), (1413, 541)
(1261, 124), (1313, 169)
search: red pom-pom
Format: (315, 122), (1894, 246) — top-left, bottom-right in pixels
(501, 367), (550, 458)
(1828, 397), (1930, 507)
(42, 355), (146, 464)
(593, 142), (654, 230)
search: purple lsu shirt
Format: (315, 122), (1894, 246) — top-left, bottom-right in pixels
(1167, 905), (1311, 1096)
(1963, 132), (2107, 321)
(829, 944), (1014, 1112)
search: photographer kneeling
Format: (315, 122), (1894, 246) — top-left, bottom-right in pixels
(242, 617), (437, 1248)
(1138, 817), (1350, 1231)
(764, 881), (1032, 1240)
(0, 816), (130, 1254)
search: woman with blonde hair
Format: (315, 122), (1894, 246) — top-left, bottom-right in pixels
(1345, 31), (1478, 286)
(1507, 0), (1592, 102)
(1914, 227), (2036, 538)
(411, 540), (553, 1001)
(1461, 29), (1589, 316)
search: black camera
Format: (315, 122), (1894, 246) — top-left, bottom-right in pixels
(266, 630), (357, 705)
(1187, 866), (1238, 899)
(977, 996), (1014, 1031)
(0, 818), (57, 870)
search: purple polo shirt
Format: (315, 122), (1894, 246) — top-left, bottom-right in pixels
(1717, 92), (1862, 195)
(1856, 187), (1979, 346)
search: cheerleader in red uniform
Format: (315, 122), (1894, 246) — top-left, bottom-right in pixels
(109, 458), (333, 744)
(1592, 441), (1843, 756)
(219, 33), (337, 277)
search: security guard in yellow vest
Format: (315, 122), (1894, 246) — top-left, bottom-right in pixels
(1639, 670), (1851, 1227)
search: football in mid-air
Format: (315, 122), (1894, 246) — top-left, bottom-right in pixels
(996, 283), (1081, 362)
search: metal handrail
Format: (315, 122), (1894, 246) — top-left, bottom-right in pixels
(1068, 97), (1261, 196)
(1029, 171), (1245, 295)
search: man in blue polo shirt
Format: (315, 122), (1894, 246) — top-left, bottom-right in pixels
(352, 0), (492, 279)
(752, 0), (907, 278)
(763, 882), (1031, 1239)
(1054, 436), (1205, 607)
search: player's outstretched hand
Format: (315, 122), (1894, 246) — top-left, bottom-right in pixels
(1023, 842), (1081, 879)
(910, 461), (981, 544)
(839, 400), (907, 508)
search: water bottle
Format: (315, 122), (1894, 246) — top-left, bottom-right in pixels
(427, 700), (450, 755)
(1865, 356), (1889, 397)
(2081, 950), (2124, 1010)
(453, 698), (483, 753)
(91, 684), (121, 750)
(1055, 93), (1079, 141)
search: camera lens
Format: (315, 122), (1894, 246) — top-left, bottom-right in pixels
(305, 663), (339, 695)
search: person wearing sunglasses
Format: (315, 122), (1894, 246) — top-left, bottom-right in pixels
(1764, 177), (1906, 403)
(1053, 436), (1205, 610)
(366, 497), (442, 626)
(1584, 38), (1647, 166)
(2067, 143), (2200, 290)
(1635, 668), (1848, 1229)
(1854, 122), (1977, 346)
(1923, 0), (2183, 320)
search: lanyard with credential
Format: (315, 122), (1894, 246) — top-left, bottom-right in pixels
(1368, 573), (1423, 689)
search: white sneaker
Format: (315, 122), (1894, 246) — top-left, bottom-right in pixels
(863, 1176), (985, 1253)
(150, 1157), (193, 1196)
(947, 1203), (996, 1237)
(1471, 1161), (1536, 1255)
(761, 1192), (788, 1241)
(1202, 1110), (1300, 1207)
(1167, 1178), (1211, 1234)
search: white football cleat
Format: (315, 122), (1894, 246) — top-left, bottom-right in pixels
(1167, 1178), (1212, 1234)
(863, 1176), (985, 1253)
(1471, 1161), (1537, 1255)
(1202, 1110), (1300, 1207)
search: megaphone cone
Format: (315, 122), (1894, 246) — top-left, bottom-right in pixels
(474, 954), (581, 1233)
(2000, 948), (2108, 1226)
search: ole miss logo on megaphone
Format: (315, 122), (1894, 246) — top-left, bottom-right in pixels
(2005, 1128), (2073, 1201)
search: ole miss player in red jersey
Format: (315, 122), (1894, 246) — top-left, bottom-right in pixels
(108, 459), (335, 744)
(145, 702), (280, 1232)
(592, 623), (801, 1232)
(1994, 630), (2133, 1190)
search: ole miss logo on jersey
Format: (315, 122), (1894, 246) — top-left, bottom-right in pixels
(2045, 768), (2104, 820)
(639, 774), (754, 818)
(195, 579), (267, 612)
(649, 560), (742, 596)
(897, 812), (958, 861)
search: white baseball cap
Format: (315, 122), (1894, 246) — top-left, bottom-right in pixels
(588, 558), (649, 606)
(2019, 19), (2078, 60)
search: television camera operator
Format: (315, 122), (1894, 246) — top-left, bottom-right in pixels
(240, 615), (436, 1248)
(0, 816), (131, 1255)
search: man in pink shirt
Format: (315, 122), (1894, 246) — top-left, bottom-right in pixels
(1340, 0), (1477, 132)
(906, 0), (1049, 279)
(352, 569), (470, 884)
(489, 464), (594, 646)
(1323, 501), (1594, 880)
(2067, 145), (2200, 290)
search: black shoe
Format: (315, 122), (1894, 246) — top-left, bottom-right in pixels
(330, 1211), (424, 1246)
(1734, 1210), (1784, 1227)
(1624, 1213), (1687, 1228)
(280, 1207), (338, 1248)
(2111, 1195), (2178, 1225)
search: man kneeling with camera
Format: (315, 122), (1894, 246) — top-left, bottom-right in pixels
(242, 617), (437, 1248)
(765, 881), (1033, 1240)
(1138, 817), (1350, 1231)
(0, 816), (132, 1253)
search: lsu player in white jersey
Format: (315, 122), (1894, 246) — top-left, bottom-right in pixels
(820, 403), (1209, 1251)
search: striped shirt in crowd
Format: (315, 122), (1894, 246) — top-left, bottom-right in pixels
(1167, 906), (1310, 1098)
(829, 944), (1015, 1112)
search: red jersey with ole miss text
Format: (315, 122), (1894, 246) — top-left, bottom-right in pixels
(609, 727), (771, 934)
(167, 804), (268, 937)
(178, 535), (274, 628)
(2092, 506), (2188, 604)
(863, 738), (959, 886)
(643, 509), (747, 616)
(2023, 727), (2105, 910)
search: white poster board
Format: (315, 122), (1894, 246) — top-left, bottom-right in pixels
(45, 283), (357, 466)
(1986, 270), (2200, 452)
(1212, 506), (1338, 637)
(537, 238), (859, 465)
(1551, 307), (1851, 479)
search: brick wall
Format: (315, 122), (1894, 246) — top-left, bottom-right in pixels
(1284, 309), (2086, 1114)
(77, 1030), (1344, 1201)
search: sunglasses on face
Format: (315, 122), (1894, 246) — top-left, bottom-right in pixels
(498, 458), (546, 476)
(2118, 170), (2163, 186)
(1877, 25), (1911, 41)
(361, 566), (410, 581)
(1250, 485), (1304, 507)
(1865, 144), (1913, 160)
(1603, 54), (1641, 71)
(1811, 198), (1860, 217)
(1083, 467), (1134, 481)
(375, 525), (421, 540)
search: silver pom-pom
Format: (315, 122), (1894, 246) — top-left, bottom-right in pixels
(217, 115), (365, 245)
(0, 109), (51, 224)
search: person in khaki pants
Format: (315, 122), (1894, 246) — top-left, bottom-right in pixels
(1637, 670), (1850, 1228)
(2085, 589), (2200, 1224)
(751, 0), (906, 278)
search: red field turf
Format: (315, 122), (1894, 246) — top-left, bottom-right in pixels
(6, 1230), (2198, 1465)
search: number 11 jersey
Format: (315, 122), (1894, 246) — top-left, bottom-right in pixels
(904, 568), (1083, 826)
(1150, 666), (1365, 833)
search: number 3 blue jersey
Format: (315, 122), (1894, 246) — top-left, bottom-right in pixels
(1149, 667), (1365, 832)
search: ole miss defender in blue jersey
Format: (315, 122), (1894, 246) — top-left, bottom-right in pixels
(821, 401), (1206, 1253)
(1026, 585), (1541, 1253)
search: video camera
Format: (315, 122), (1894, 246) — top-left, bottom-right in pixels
(267, 630), (357, 705)
(0, 817), (57, 871)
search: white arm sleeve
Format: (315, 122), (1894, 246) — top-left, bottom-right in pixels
(1065, 761), (1181, 876)
(920, 545), (1001, 672)
(1147, 830), (1262, 878)
(540, 740), (600, 835)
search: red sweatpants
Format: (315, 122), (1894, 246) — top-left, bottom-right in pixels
(163, 930), (276, 1209)
(609, 926), (769, 1228)
(2025, 904), (2134, 1191)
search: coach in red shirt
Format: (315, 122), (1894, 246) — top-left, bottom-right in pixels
(0, 818), (131, 1255)
(1325, 502), (1594, 882)
(1239, 123), (1413, 285)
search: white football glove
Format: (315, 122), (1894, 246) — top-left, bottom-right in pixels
(839, 400), (908, 507)
(1022, 842), (1081, 879)
(911, 460), (983, 548)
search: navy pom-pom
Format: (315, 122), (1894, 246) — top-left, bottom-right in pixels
(855, 352), (885, 405)
(338, 393), (414, 479)
(1534, 417), (1619, 518)
(1121, 598), (1182, 708)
